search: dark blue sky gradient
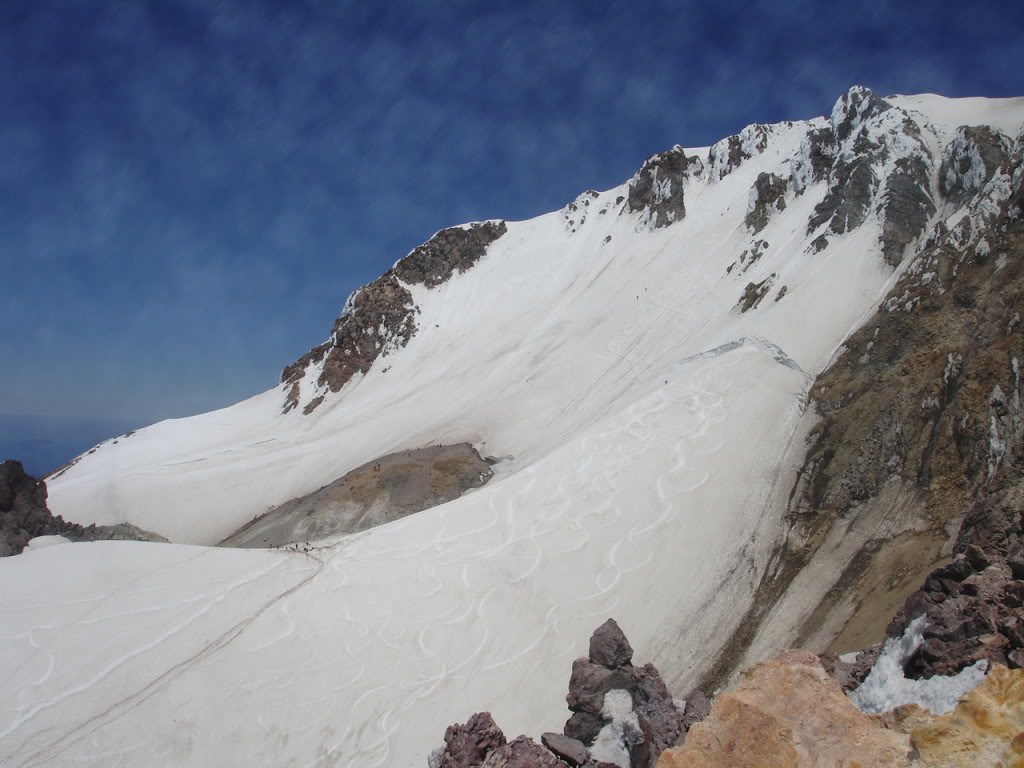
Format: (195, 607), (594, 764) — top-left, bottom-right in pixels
(2, 0), (1022, 472)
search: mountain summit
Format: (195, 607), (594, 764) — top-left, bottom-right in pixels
(3, 87), (1023, 767)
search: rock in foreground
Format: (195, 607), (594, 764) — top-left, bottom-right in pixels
(431, 619), (689, 768)
(658, 650), (912, 767)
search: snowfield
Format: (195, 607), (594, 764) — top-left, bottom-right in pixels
(4, 91), (1023, 767)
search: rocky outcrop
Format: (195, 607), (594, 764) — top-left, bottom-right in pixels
(564, 619), (688, 767)
(1, 460), (167, 556)
(940, 125), (1011, 207)
(219, 443), (493, 547)
(660, 651), (1024, 768)
(430, 620), (689, 768)
(627, 147), (702, 229)
(393, 221), (509, 288)
(706, 123), (774, 181)
(902, 663), (1024, 766)
(281, 221), (506, 413)
(735, 273), (777, 312)
(435, 712), (507, 768)
(482, 736), (569, 768)
(880, 155), (936, 266)
(882, 497), (1024, 679)
(799, 86), (936, 266)
(692, 95), (1023, 694)
(658, 650), (913, 768)
(745, 173), (788, 234)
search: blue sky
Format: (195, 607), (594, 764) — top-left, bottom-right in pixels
(2, 0), (1022, 473)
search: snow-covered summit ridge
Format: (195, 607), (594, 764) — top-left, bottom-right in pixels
(11, 86), (1023, 768)
(46, 87), (1024, 547)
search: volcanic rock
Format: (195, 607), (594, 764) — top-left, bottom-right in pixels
(219, 443), (493, 547)
(540, 733), (587, 766)
(565, 621), (686, 768)
(438, 712), (506, 768)
(589, 619), (634, 668)
(281, 220), (506, 413)
(0, 459), (166, 556)
(481, 735), (568, 768)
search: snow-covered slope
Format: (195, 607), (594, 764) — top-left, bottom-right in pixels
(4, 88), (1023, 767)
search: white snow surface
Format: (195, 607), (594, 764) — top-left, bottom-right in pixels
(849, 617), (989, 715)
(589, 689), (641, 768)
(3, 91), (1022, 767)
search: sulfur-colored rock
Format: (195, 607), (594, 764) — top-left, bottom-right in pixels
(657, 650), (912, 767)
(908, 664), (1024, 767)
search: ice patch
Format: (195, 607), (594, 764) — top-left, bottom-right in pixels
(589, 689), (642, 768)
(849, 616), (989, 714)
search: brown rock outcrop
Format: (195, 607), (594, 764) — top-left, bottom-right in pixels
(657, 650), (913, 768)
(563, 622), (688, 767)
(438, 712), (507, 768)
(429, 621), (688, 768)
(481, 736), (569, 768)
(0, 459), (167, 555)
(218, 443), (493, 548)
(697, 111), (1024, 692)
(281, 221), (506, 413)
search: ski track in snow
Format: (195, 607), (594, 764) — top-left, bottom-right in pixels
(2, 345), (792, 768)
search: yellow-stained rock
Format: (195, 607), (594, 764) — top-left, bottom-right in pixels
(657, 649), (912, 767)
(908, 664), (1024, 767)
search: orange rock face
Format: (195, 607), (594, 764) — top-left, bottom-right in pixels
(907, 664), (1024, 768)
(657, 650), (913, 768)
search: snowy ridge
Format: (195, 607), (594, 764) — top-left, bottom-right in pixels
(4, 88), (1023, 767)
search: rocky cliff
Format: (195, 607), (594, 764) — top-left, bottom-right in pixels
(281, 220), (507, 414)
(695, 89), (1024, 692)
(0, 460), (166, 556)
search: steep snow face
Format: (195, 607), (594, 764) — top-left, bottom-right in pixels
(4, 88), (1022, 768)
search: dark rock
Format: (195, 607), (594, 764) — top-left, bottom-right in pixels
(680, 689), (712, 731)
(933, 556), (973, 582)
(563, 622), (686, 767)
(631, 663), (686, 753)
(440, 712), (506, 768)
(807, 157), (876, 236)
(880, 155), (935, 266)
(736, 274), (777, 313)
(563, 712), (604, 745)
(628, 716), (656, 768)
(540, 733), (587, 766)
(394, 221), (508, 289)
(965, 544), (991, 571)
(939, 125), (1010, 207)
(481, 735), (568, 768)
(281, 221), (506, 413)
(566, 659), (632, 714)
(589, 619), (633, 668)
(832, 86), (892, 144)
(627, 146), (701, 228)
(796, 126), (837, 190)
(745, 172), (788, 234)
(707, 125), (772, 180)
(0, 460), (166, 556)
